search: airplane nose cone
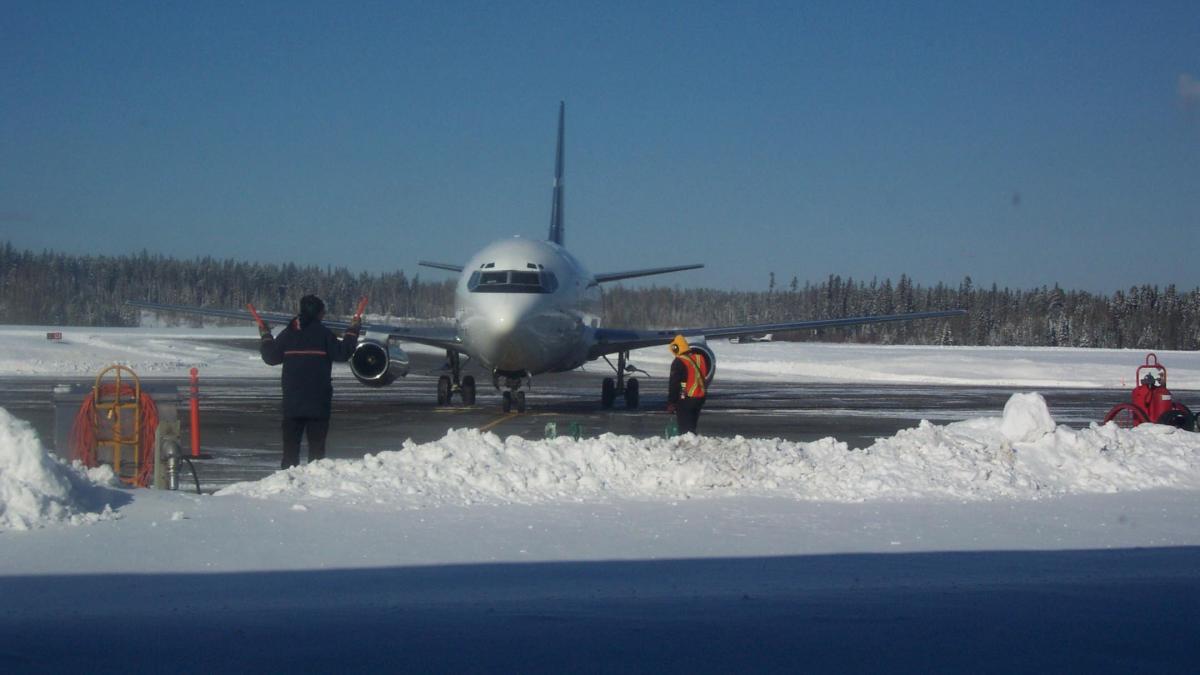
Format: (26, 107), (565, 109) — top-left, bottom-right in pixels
(478, 297), (531, 340)
(468, 297), (541, 369)
(485, 308), (516, 339)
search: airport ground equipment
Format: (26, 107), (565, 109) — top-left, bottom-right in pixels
(58, 365), (208, 490)
(68, 365), (160, 486)
(1102, 353), (1197, 430)
(153, 419), (204, 493)
(188, 367), (201, 456)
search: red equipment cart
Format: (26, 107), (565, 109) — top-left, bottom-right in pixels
(1102, 353), (1196, 430)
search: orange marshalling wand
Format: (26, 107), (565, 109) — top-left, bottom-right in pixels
(246, 303), (266, 332)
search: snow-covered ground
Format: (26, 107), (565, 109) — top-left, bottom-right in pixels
(4, 323), (1200, 387)
(2, 326), (1199, 671)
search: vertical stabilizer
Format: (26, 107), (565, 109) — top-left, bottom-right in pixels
(548, 101), (565, 245)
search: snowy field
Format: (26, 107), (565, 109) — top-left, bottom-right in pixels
(2, 326), (1200, 671)
(3, 323), (1200, 388)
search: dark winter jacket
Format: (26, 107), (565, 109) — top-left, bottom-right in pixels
(260, 318), (359, 418)
(668, 351), (710, 402)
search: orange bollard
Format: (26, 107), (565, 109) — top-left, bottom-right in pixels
(189, 367), (201, 457)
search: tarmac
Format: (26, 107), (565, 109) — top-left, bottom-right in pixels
(1, 350), (1181, 491)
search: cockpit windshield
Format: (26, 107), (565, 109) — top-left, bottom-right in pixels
(468, 268), (559, 293)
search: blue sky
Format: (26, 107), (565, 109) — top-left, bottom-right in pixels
(2, 1), (1198, 292)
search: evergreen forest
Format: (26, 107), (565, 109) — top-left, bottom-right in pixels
(2, 243), (1198, 350)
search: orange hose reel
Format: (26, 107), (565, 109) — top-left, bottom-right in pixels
(70, 364), (159, 487)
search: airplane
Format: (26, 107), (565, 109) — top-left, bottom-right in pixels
(130, 102), (965, 413)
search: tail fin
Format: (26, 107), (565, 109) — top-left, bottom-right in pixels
(548, 101), (565, 245)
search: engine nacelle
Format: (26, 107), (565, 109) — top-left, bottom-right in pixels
(684, 337), (716, 386)
(350, 339), (409, 387)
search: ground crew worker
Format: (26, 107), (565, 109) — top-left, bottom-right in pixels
(667, 334), (709, 434)
(259, 295), (360, 469)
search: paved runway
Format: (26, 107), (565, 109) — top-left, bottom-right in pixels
(3, 350), (1189, 491)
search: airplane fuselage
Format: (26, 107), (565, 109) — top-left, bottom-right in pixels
(455, 237), (601, 377)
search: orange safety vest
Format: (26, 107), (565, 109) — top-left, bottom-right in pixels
(677, 352), (708, 399)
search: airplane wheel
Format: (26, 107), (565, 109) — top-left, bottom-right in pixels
(601, 378), (615, 409)
(516, 391), (527, 413)
(437, 376), (451, 406)
(624, 377), (639, 409)
(461, 376), (476, 406)
(502, 391), (512, 413)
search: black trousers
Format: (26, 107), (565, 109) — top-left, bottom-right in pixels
(281, 417), (330, 469)
(674, 398), (705, 435)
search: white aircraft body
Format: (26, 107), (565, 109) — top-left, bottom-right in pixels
(131, 103), (964, 412)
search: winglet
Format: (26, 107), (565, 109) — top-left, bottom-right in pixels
(548, 101), (565, 246)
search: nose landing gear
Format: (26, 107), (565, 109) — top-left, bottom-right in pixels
(501, 390), (526, 413)
(601, 350), (646, 409)
(494, 371), (530, 413)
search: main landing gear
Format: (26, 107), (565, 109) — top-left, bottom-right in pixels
(493, 372), (529, 413)
(601, 350), (647, 409)
(436, 349), (476, 407)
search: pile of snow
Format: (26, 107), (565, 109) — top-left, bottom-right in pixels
(0, 407), (120, 530)
(1000, 392), (1058, 442)
(220, 394), (1200, 506)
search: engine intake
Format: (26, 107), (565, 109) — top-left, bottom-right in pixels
(350, 339), (409, 387)
(684, 337), (716, 386)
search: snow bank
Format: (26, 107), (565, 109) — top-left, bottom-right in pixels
(0, 407), (120, 530)
(219, 394), (1200, 506)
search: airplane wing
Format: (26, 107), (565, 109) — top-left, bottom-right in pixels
(593, 264), (704, 283)
(418, 260), (464, 273)
(587, 309), (967, 359)
(126, 301), (463, 352)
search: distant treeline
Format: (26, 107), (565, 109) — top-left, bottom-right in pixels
(0, 243), (454, 326)
(2, 242), (1198, 350)
(604, 274), (1200, 350)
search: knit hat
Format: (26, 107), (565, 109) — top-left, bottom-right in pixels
(298, 295), (325, 327)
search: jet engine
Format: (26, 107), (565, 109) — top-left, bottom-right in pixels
(685, 338), (716, 386)
(350, 339), (409, 387)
